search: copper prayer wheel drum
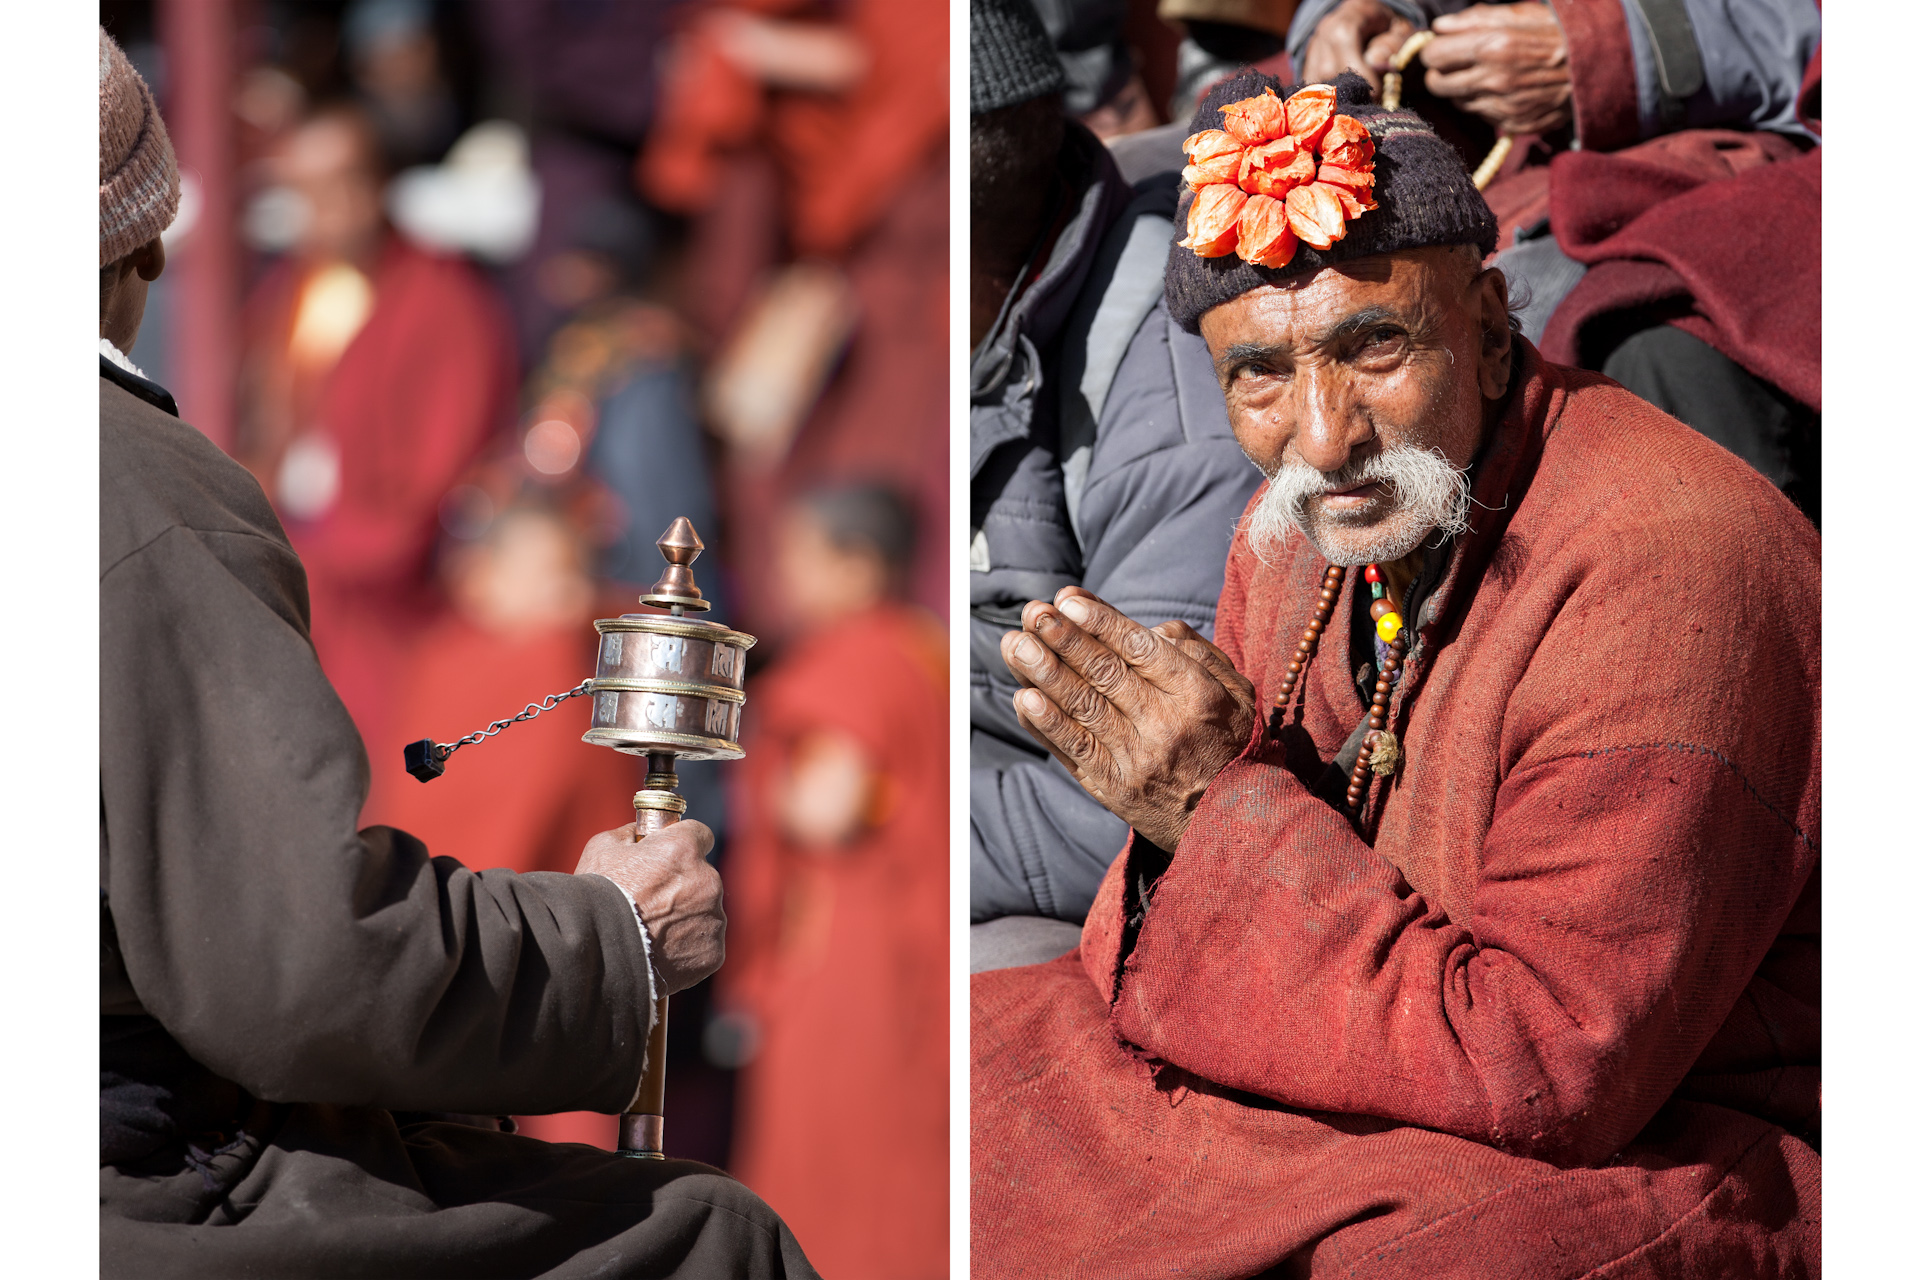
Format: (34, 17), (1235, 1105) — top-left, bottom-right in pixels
(583, 517), (757, 760)
(584, 616), (755, 759)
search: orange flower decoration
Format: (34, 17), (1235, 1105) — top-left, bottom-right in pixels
(1236, 195), (1298, 268)
(1180, 183), (1249, 257)
(1179, 85), (1377, 269)
(1239, 137), (1317, 199)
(1182, 129), (1245, 187)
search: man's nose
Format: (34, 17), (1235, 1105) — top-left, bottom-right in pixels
(1290, 365), (1371, 474)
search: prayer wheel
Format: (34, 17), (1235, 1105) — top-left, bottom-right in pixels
(585, 517), (756, 1158)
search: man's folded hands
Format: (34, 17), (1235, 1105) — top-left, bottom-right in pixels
(1000, 587), (1258, 850)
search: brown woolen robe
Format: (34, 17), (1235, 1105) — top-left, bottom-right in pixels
(971, 344), (1819, 1278)
(99, 373), (816, 1279)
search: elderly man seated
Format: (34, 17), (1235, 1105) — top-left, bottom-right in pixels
(98, 29), (814, 1278)
(971, 72), (1817, 1277)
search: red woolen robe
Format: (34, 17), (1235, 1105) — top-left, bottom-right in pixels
(971, 344), (1819, 1278)
(241, 236), (518, 760)
(722, 604), (949, 1278)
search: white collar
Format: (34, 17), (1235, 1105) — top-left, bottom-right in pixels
(99, 338), (148, 381)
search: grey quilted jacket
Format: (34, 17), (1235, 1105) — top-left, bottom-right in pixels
(969, 123), (1263, 924)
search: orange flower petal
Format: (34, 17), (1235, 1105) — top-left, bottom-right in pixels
(1219, 89), (1289, 146)
(1285, 182), (1348, 250)
(1317, 164), (1377, 214)
(1236, 194), (1298, 268)
(1180, 183), (1250, 257)
(1284, 85), (1337, 150)
(1182, 129), (1245, 186)
(1239, 138), (1317, 198)
(1183, 129), (1242, 162)
(1320, 115), (1374, 169)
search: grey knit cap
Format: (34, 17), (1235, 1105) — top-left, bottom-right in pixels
(99, 27), (180, 267)
(1165, 70), (1499, 334)
(971, 0), (1067, 116)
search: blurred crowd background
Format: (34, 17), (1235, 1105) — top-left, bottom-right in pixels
(102, 1), (947, 1275)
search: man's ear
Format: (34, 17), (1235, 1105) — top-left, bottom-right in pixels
(1474, 266), (1513, 400)
(134, 236), (167, 283)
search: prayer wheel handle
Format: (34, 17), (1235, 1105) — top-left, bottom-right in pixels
(621, 756), (687, 1159)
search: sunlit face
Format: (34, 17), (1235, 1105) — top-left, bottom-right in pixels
(1198, 246), (1511, 565)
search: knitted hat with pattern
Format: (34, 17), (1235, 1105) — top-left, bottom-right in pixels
(1164, 70), (1499, 334)
(971, 0), (1066, 117)
(100, 27), (179, 268)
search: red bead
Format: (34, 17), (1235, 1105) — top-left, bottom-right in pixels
(1364, 564), (1382, 583)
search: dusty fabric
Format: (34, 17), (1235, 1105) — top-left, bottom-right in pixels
(102, 1106), (818, 1279)
(1540, 132), (1819, 413)
(971, 344), (1819, 1277)
(102, 375), (814, 1277)
(722, 605), (949, 1278)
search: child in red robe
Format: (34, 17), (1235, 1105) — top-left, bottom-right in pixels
(719, 483), (948, 1278)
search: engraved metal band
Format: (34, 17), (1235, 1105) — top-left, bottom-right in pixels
(593, 615), (758, 649)
(582, 727), (744, 759)
(632, 791), (689, 816)
(618, 1112), (666, 1158)
(643, 772), (680, 790)
(588, 677), (747, 704)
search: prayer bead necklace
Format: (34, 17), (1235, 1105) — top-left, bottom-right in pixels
(1270, 561), (1412, 813)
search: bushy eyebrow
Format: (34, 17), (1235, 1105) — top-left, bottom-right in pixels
(1215, 305), (1410, 374)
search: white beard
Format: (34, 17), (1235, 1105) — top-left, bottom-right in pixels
(1242, 443), (1472, 567)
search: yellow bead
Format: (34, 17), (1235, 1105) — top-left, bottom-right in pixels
(1376, 611), (1403, 643)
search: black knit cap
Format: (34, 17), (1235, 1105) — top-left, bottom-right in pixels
(971, 0), (1067, 117)
(1165, 70), (1499, 334)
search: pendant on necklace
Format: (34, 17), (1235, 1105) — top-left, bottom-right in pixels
(1369, 730), (1401, 777)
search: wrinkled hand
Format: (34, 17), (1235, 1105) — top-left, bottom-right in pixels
(1424, 3), (1572, 136)
(1302, 0), (1416, 91)
(1001, 588), (1258, 851)
(576, 821), (725, 996)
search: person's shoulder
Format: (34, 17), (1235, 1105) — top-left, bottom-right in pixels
(1532, 363), (1817, 576)
(100, 376), (291, 577)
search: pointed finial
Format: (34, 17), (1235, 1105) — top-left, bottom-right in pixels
(640, 517), (712, 611)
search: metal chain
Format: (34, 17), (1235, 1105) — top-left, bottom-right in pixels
(435, 679), (593, 761)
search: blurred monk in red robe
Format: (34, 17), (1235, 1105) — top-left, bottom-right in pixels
(236, 103), (517, 760)
(639, 1), (948, 638)
(718, 483), (948, 1278)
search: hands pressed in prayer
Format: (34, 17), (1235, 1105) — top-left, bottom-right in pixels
(1001, 588), (1259, 851)
(576, 820), (726, 996)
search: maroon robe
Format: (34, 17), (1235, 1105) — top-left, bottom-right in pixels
(971, 344), (1818, 1277)
(240, 237), (518, 759)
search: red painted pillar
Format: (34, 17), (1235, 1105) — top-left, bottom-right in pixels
(157, 0), (239, 452)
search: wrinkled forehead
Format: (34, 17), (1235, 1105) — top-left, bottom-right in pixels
(1198, 246), (1473, 350)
